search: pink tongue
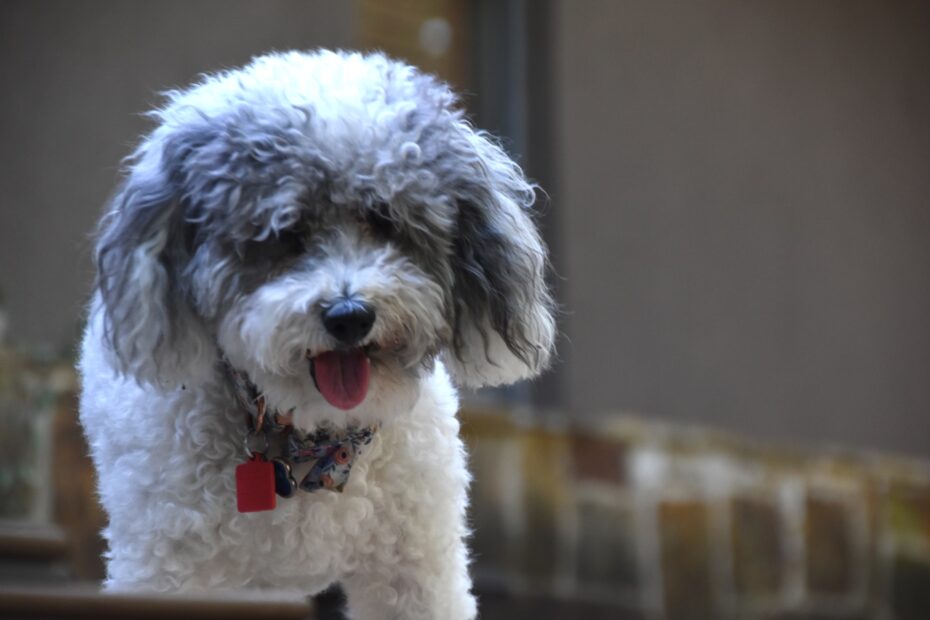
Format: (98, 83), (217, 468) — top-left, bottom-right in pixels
(312, 349), (370, 410)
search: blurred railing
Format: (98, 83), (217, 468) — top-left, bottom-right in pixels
(0, 584), (314, 619)
(462, 408), (930, 619)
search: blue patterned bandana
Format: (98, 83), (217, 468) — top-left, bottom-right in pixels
(224, 361), (376, 496)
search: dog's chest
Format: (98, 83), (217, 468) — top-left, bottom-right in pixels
(149, 391), (387, 586)
(225, 487), (376, 587)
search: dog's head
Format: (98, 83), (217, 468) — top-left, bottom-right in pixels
(94, 50), (555, 425)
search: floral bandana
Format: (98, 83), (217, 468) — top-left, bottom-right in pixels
(287, 426), (375, 492)
(224, 360), (376, 497)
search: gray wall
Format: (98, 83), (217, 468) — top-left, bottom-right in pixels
(553, 1), (930, 455)
(3, 1), (929, 456)
(0, 0), (352, 352)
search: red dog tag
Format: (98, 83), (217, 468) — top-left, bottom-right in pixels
(236, 454), (276, 513)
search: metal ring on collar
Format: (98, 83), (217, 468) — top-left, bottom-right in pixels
(244, 429), (269, 458)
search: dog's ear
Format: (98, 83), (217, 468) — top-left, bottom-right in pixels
(94, 129), (214, 387)
(445, 129), (556, 388)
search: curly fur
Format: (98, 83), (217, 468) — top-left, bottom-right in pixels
(79, 50), (555, 619)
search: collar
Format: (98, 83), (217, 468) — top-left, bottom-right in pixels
(223, 360), (377, 496)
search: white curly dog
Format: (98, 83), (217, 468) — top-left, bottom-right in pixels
(78, 50), (554, 619)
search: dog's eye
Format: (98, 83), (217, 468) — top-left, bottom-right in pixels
(368, 204), (398, 239)
(274, 228), (305, 255)
(240, 228), (305, 263)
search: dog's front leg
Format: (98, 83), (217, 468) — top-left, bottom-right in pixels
(342, 550), (476, 620)
(341, 401), (477, 619)
(341, 489), (477, 619)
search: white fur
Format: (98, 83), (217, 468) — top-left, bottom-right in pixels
(80, 304), (475, 618)
(80, 50), (555, 619)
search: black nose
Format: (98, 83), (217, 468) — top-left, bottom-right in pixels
(322, 299), (376, 345)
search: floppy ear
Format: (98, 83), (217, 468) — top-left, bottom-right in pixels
(445, 129), (556, 388)
(94, 130), (214, 387)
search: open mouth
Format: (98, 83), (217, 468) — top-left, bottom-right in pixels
(307, 347), (372, 410)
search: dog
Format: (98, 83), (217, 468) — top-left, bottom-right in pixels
(78, 49), (554, 619)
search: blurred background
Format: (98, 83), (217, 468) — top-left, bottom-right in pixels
(1, 1), (928, 618)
